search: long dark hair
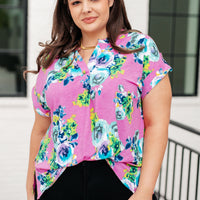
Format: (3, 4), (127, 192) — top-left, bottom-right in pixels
(25, 0), (143, 76)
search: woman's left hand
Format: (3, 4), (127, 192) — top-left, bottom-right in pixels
(128, 190), (152, 200)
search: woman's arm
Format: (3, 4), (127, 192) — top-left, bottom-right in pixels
(129, 75), (172, 200)
(26, 110), (51, 200)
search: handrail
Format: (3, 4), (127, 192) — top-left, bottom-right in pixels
(156, 119), (200, 200)
(168, 138), (200, 155)
(170, 119), (200, 136)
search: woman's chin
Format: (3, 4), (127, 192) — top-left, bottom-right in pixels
(81, 26), (106, 36)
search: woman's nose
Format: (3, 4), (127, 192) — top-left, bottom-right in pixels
(82, 1), (92, 13)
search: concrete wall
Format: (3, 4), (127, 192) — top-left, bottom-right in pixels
(0, 0), (199, 199)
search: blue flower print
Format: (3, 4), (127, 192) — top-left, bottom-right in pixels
(121, 177), (137, 192)
(115, 107), (126, 120)
(54, 55), (74, 71)
(89, 47), (115, 71)
(52, 126), (59, 144)
(126, 32), (144, 50)
(34, 88), (50, 116)
(121, 165), (140, 193)
(91, 120), (113, 159)
(37, 169), (60, 193)
(147, 39), (159, 61)
(90, 48), (99, 61)
(44, 57), (82, 91)
(97, 52), (111, 65)
(136, 38), (160, 62)
(90, 108), (124, 161)
(125, 130), (143, 166)
(56, 142), (74, 166)
(114, 85), (135, 124)
(92, 119), (109, 146)
(52, 106), (79, 167)
(151, 68), (170, 88)
(90, 68), (110, 87)
(98, 141), (112, 159)
(82, 75), (91, 91)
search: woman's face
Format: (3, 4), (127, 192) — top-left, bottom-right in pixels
(68, 0), (114, 36)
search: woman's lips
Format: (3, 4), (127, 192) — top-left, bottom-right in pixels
(82, 17), (98, 24)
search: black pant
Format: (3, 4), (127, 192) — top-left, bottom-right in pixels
(35, 159), (157, 200)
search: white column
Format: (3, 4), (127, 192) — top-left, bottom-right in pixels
(125, 0), (150, 34)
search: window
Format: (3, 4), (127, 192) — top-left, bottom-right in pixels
(149, 0), (200, 96)
(0, 0), (27, 97)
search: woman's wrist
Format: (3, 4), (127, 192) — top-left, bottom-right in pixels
(136, 185), (154, 195)
(128, 188), (153, 200)
(136, 186), (154, 198)
(26, 186), (34, 195)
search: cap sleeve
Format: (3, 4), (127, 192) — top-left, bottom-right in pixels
(32, 68), (51, 117)
(139, 36), (173, 100)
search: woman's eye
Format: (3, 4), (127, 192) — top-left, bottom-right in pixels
(72, 1), (81, 5)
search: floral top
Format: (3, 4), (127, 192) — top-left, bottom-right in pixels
(32, 31), (172, 199)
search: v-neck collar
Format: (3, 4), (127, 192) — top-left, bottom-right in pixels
(75, 38), (110, 74)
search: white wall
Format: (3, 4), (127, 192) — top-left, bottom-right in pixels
(125, 0), (149, 33)
(0, 0), (199, 200)
(0, 1), (55, 199)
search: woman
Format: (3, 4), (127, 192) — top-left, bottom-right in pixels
(26, 0), (172, 200)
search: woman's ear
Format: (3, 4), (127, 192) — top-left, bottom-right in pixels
(108, 0), (114, 7)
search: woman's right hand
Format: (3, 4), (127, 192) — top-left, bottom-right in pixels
(26, 110), (51, 200)
(27, 191), (35, 200)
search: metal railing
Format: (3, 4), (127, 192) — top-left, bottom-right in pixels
(155, 120), (200, 200)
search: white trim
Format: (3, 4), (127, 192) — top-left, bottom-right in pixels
(172, 96), (200, 106)
(0, 97), (31, 107)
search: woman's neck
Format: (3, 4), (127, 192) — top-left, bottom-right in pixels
(81, 30), (108, 47)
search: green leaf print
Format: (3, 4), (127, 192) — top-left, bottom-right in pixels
(123, 166), (139, 183)
(110, 134), (122, 155)
(90, 108), (124, 161)
(122, 92), (133, 123)
(35, 133), (51, 163)
(110, 56), (127, 79)
(48, 148), (60, 170)
(42, 172), (55, 188)
(66, 115), (78, 139)
(114, 85), (134, 124)
(142, 55), (153, 80)
(90, 108), (99, 132)
(73, 90), (90, 107)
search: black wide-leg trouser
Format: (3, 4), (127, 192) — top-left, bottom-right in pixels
(35, 159), (157, 200)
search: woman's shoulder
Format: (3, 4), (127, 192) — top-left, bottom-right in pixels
(116, 30), (163, 64)
(36, 51), (77, 86)
(38, 58), (59, 75)
(117, 30), (158, 50)
(38, 52), (74, 74)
